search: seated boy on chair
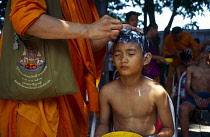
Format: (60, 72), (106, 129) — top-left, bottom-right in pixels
(95, 27), (174, 137)
(179, 50), (210, 137)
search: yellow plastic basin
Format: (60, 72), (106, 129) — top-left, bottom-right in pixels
(102, 131), (142, 137)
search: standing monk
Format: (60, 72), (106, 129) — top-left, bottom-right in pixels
(0, 0), (127, 137)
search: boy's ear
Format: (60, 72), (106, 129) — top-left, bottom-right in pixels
(144, 52), (152, 65)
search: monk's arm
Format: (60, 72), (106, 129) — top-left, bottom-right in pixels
(156, 90), (174, 137)
(25, 14), (122, 40)
(10, 0), (122, 52)
(152, 55), (167, 63)
(188, 34), (199, 51)
(162, 38), (178, 57)
(94, 87), (111, 137)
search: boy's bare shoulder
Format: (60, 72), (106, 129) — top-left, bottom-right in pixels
(145, 78), (168, 97)
(187, 65), (198, 70)
(99, 79), (120, 95)
(187, 65), (199, 73)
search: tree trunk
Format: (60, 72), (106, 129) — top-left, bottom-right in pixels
(143, 0), (148, 31)
(163, 0), (179, 38)
(147, 0), (156, 24)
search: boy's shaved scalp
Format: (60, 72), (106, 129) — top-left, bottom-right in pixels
(113, 27), (149, 55)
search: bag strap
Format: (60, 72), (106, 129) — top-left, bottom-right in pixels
(46, 0), (63, 19)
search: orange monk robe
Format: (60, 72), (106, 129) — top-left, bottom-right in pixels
(162, 32), (198, 67)
(0, 0), (105, 137)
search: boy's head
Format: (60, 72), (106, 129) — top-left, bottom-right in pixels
(113, 27), (149, 55)
(180, 51), (192, 66)
(112, 27), (151, 75)
(125, 11), (140, 27)
(198, 50), (210, 61)
(145, 23), (158, 37)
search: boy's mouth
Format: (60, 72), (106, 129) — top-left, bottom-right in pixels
(120, 66), (129, 69)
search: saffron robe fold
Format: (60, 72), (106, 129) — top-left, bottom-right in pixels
(0, 0), (105, 137)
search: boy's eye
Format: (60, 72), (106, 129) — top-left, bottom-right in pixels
(114, 53), (121, 56)
(128, 52), (136, 56)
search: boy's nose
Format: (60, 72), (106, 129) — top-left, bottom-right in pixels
(121, 55), (128, 63)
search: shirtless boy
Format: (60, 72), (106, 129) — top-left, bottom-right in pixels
(179, 50), (210, 137)
(95, 27), (174, 137)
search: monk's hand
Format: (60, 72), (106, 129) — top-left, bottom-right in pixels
(158, 56), (167, 64)
(184, 48), (193, 54)
(176, 51), (182, 56)
(122, 24), (143, 33)
(88, 15), (123, 40)
(110, 24), (144, 40)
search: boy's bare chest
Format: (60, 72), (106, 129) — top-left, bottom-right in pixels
(192, 69), (210, 91)
(109, 92), (155, 117)
(193, 69), (210, 80)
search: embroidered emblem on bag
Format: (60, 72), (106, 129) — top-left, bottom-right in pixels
(18, 46), (45, 72)
(14, 65), (51, 89)
(14, 44), (51, 89)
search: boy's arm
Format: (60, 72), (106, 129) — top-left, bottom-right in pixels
(155, 89), (174, 137)
(94, 87), (111, 137)
(186, 66), (195, 97)
(176, 65), (182, 81)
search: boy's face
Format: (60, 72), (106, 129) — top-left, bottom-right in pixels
(113, 42), (150, 76)
(126, 15), (138, 27)
(199, 50), (209, 60)
(182, 60), (192, 67)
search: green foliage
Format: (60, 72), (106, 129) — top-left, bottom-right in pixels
(183, 21), (199, 30)
(0, 0), (7, 31)
(0, 0), (7, 18)
(107, 0), (144, 26)
(107, 0), (210, 31)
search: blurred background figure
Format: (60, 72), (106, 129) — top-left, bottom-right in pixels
(125, 11), (140, 27)
(143, 23), (167, 81)
(161, 26), (199, 95)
